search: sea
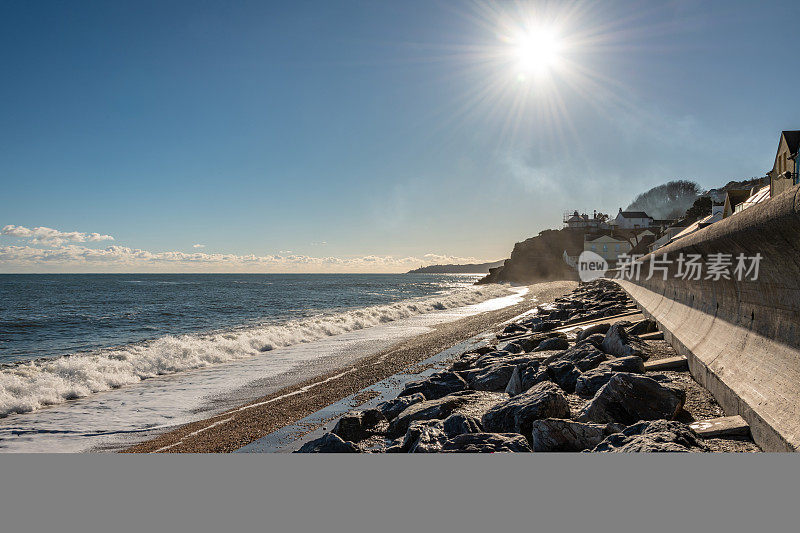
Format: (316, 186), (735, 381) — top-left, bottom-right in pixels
(0, 273), (524, 452)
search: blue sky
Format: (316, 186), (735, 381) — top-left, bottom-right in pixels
(2, 0), (799, 272)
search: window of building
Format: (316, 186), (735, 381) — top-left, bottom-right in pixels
(591, 244), (596, 251)
(615, 244), (620, 251)
(603, 244), (608, 252)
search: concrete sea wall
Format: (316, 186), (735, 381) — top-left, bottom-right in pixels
(616, 184), (800, 451)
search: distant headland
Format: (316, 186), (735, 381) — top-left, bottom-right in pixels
(406, 260), (505, 274)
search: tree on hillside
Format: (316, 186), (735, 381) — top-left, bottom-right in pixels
(681, 196), (712, 224)
(626, 180), (704, 220)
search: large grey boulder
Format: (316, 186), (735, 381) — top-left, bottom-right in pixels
(500, 341), (525, 354)
(573, 351), (608, 372)
(398, 371), (467, 400)
(574, 368), (614, 398)
(482, 382), (570, 436)
(504, 356), (557, 396)
(377, 392), (426, 421)
(472, 350), (512, 368)
(592, 420), (709, 452)
(545, 360), (581, 393)
(295, 433), (360, 453)
(388, 391), (502, 438)
(513, 332), (566, 352)
(531, 320), (561, 333)
(332, 409), (385, 442)
(574, 356), (646, 398)
(441, 433), (532, 453)
(628, 319), (658, 336)
(449, 354), (481, 371)
(577, 323), (611, 341)
(401, 420), (449, 453)
(461, 363), (516, 391)
(576, 333), (606, 349)
(577, 373), (686, 425)
(520, 365), (551, 392)
(534, 337), (570, 352)
(443, 413), (483, 435)
(389, 392), (471, 437)
(601, 323), (650, 360)
(529, 419), (622, 452)
(564, 344), (607, 363)
(504, 366), (524, 396)
(543, 344), (605, 367)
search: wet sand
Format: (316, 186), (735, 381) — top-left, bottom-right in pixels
(124, 280), (577, 453)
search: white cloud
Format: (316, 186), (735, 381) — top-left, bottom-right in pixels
(0, 244), (484, 273)
(1, 225), (114, 247)
(192, 244), (206, 248)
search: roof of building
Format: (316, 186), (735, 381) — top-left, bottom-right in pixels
(618, 211), (651, 219)
(585, 232), (629, 243)
(725, 189), (752, 207)
(671, 212), (722, 242)
(737, 184), (770, 212)
(783, 130), (800, 155)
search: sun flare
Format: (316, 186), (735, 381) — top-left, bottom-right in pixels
(513, 28), (562, 77)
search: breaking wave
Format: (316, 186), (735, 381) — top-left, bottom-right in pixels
(0, 284), (511, 418)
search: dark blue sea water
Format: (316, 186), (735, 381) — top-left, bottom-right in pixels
(0, 273), (518, 451)
(0, 273), (483, 365)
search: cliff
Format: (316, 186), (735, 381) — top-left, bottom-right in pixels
(476, 228), (584, 284)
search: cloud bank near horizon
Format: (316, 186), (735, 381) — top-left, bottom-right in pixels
(0, 224), (486, 273)
(2, 224), (114, 247)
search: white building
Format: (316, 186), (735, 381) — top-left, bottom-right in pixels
(610, 209), (653, 229)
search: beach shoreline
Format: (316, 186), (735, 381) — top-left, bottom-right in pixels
(123, 281), (578, 453)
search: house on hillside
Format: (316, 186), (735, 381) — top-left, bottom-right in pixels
(723, 189), (753, 218)
(585, 233), (631, 266)
(563, 210), (610, 229)
(768, 130), (800, 197)
(584, 229), (654, 266)
(610, 209), (653, 229)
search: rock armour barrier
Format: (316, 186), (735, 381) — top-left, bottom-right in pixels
(616, 184), (800, 451)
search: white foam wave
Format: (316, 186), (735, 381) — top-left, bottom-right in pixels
(0, 284), (511, 418)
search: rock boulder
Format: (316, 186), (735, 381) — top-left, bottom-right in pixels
(482, 382), (570, 436)
(601, 323), (650, 360)
(398, 371), (467, 401)
(592, 420), (709, 452)
(377, 393), (426, 421)
(529, 418), (621, 452)
(441, 433), (532, 453)
(577, 373), (686, 425)
(295, 433), (360, 453)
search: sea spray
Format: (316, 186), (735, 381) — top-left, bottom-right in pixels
(0, 284), (512, 417)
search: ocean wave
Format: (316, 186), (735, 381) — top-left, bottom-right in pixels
(0, 284), (512, 418)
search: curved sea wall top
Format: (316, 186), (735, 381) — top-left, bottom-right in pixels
(616, 184), (800, 451)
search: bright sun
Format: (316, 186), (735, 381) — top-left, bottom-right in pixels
(513, 28), (562, 77)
